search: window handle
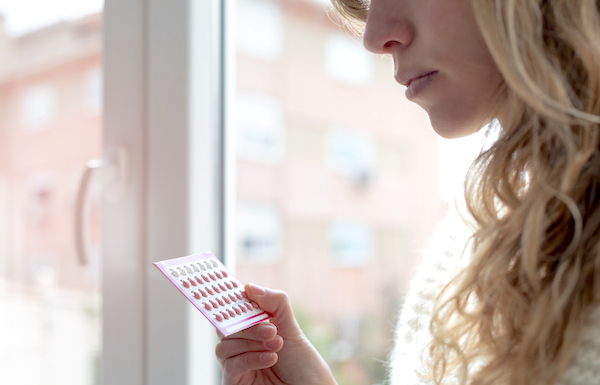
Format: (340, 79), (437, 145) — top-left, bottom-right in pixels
(75, 145), (129, 266)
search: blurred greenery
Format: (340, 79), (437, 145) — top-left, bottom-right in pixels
(293, 298), (398, 385)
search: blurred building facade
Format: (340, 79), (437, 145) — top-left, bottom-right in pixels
(0, 1), (445, 384)
(0, 13), (102, 291)
(233, 0), (445, 382)
(0, 12), (103, 385)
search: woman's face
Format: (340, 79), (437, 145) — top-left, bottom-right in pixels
(363, 0), (504, 138)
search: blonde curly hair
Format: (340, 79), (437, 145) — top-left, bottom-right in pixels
(330, 0), (600, 384)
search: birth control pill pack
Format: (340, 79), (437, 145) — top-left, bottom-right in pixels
(154, 252), (270, 337)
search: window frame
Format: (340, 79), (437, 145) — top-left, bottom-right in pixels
(102, 0), (235, 383)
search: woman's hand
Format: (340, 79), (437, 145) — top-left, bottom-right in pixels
(215, 283), (338, 385)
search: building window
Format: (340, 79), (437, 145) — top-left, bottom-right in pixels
(325, 32), (373, 87)
(82, 66), (103, 114)
(237, 0), (284, 61)
(237, 89), (285, 163)
(19, 83), (58, 131)
(329, 222), (371, 265)
(237, 204), (282, 262)
(326, 128), (375, 185)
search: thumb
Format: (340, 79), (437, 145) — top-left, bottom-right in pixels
(245, 283), (302, 338)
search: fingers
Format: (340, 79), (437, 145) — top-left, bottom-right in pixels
(216, 322), (283, 363)
(216, 322), (284, 378)
(244, 283), (301, 338)
(216, 334), (284, 365)
(221, 350), (279, 378)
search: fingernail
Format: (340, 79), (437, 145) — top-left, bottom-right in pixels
(248, 283), (266, 295)
(261, 352), (274, 362)
(258, 324), (274, 338)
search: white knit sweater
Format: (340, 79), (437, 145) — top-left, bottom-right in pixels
(386, 211), (600, 385)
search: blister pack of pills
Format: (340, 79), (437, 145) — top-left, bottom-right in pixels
(154, 252), (270, 337)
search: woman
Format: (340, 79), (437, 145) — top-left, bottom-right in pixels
(215, 0), (600, 384)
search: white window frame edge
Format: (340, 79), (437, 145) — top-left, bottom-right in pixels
(103, 0), (234, 383)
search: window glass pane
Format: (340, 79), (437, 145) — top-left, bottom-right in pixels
(237, 89), (286, 163)
(233, 0), (446, 384)
(237, 0), (284, 61)
(325, 32), (373, 87)
(237, 203), (283, 262)
(329, 222), (371, 265)
(0, 2), (103, 384)
(326, 128), (375, 183)
(19, 83), (59, 130)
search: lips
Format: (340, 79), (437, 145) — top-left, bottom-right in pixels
(396, 70), (439, 100)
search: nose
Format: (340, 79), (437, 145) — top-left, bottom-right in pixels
(362, 1), (414, 54)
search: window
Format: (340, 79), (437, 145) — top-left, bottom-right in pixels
(326, 128), (375, 184)
(237, 0), (284, 61)
(82, 66), (102, 114)
(19, 83), (58, 130)
(237, 203), (282, 262)
(0, 0), (451, 384)
(0, 4), (102, 385)
(237, 89), (286, 163)
(233, 2), (445, 384)
(325, 32), (373, 86)
(329, 222), (371, 265)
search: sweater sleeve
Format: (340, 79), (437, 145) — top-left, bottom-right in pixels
(555, 306), (600, 385)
